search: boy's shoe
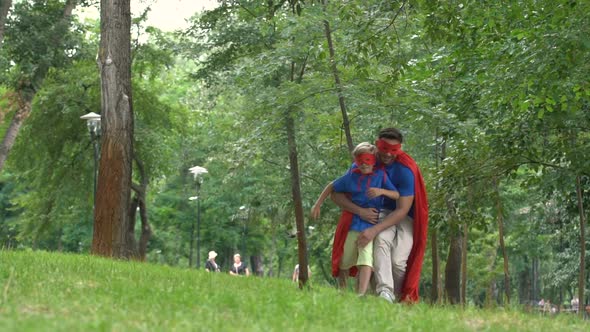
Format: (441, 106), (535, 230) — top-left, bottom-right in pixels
(379, 291), (395, 304)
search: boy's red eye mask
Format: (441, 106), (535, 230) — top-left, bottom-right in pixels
(376, 139), (402, 155)
(355, 153), (376, 166)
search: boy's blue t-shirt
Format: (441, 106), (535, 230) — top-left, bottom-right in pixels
(348, 161), (416, 218)
(332, 168), (397, 232)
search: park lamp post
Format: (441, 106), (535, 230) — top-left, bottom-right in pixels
(189, 165), (208, 268)
(80, 112), (101, 206)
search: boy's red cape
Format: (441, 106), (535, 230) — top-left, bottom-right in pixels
(331, 152), (428, 303)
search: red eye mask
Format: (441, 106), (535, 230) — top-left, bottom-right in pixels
(355, 153), (376, 166)
(376, 139), (402, 155)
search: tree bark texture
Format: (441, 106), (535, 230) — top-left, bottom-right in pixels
(286, 57), (309, 288)
(443, 138), (462, 304)
(127, 157), (152, 261)
(127, 196), (140, 258)
(493, 177), (511, 304)
(250, 254), (264, 276)
(93, 0), (134, 258)
(431, 130), (442, 303)
(0, 0), (77, 173)
(518, 262), (530, 305)
(0, 0), (12, 45)
(576, 175), (586, 318)
(461, 221), (468, 306)
(430, 227), (440, 303)
(444, 227), (462, 304)
(286, 106), (309, 287)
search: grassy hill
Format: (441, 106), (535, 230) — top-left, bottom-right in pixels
(0, 250), (586, 331)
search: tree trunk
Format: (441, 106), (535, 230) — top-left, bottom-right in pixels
(445, 226), (462, 304)
(461, 221), (468, 306)
(461, 184), (474, 306)
(266, 211), (278, 277)
(493, 177), (511, 304)
(127, 196), (140, 258)
(250, 254), (264, 277)
(486, 279), (497, 308)
(137, 194), (151, 260)
(442, 137), (462, 304)
(430, 227), (440, 303)
(0, 96), (31, 171)
(431, 129), (442, 304)
(0, 0), (12, 45)
(576, 175), (586, 318)
(129, 157), (152, 261)
(92, 0), (134, 258)
(321, 0), (353, 153)
(0, 0), (77, 173)
(518, 261), (530, 306)
(286, 104), (309, 287)
(532, 258), (539, 302)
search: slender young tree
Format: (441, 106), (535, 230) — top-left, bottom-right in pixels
(321, 0), (352, 153)
(575, 175), (586, 318)
(93, 0), (134, 258)
(493, 177), (510, 304)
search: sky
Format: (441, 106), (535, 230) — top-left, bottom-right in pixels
(77, 0), (219, 31)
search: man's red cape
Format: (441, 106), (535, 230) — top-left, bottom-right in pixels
(331, 152), (428, 303)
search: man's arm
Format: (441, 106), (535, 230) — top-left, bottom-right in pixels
(330, 192), (379, 223)
(357, 195), (414, 247)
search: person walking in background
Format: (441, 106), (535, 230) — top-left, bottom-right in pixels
(229, 253), (250, 276)
(571, 296), (579, 314)
(205, 250), (220, 272)
(292, 264), (311, 283)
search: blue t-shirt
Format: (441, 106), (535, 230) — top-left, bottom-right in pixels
(332, 168), (397, 232)
(382, 161), (415, 218)
(349, 161), (415, 218)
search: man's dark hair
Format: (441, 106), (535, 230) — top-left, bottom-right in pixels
(378, 127), (404, 143)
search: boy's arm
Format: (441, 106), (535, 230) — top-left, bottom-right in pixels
(311, 182), (333, 219)
(366, 188), (400, 200)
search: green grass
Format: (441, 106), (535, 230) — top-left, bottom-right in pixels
(0, 250), (587, 331)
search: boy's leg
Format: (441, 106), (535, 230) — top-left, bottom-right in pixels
(357, 266), (372, 295)
(355, 239), (374, 295)
(339, 232), (359, 291)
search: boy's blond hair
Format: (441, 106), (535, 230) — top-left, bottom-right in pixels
(352, 142), (376, 157)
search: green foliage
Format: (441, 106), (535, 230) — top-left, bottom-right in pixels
(0, 0), (588, 307)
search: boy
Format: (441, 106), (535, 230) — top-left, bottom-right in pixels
(311, 142), (399, 295)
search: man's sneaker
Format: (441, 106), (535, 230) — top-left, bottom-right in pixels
(379, 291), (395, 304)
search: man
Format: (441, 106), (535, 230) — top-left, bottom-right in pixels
(331, 127), (428, 303)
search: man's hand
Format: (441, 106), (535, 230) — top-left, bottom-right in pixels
(357, 227), (378, 248)
(358, 207), (379, 224)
